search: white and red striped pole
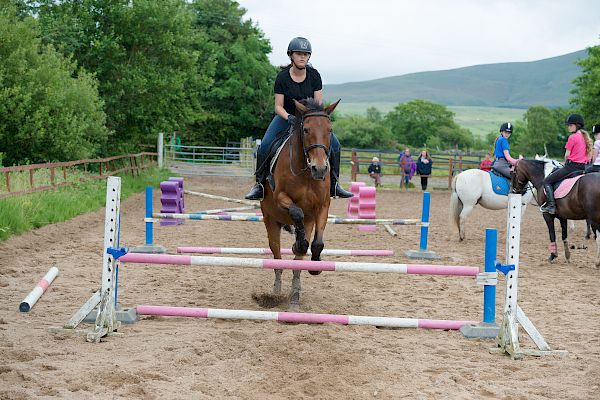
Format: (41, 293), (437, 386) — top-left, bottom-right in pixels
(19, 267), (59, 312)
(137, 305), (476, 330)
(120, 253), (478, 276)
(176, 247), (394, 257)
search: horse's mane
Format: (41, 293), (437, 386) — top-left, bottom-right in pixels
(298, 97), (324, 113)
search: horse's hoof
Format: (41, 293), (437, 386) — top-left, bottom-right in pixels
(288, 303), (300, 313)
(308, 270), (322, 276)
(548, 253), (558, 263)
(292, 240), (309, 256)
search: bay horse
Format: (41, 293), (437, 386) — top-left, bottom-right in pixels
(511, 158), (600, 267)
(450, 169), (533, 241)
(258, 98), (340, 310)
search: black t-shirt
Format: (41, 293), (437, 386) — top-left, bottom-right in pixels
(274, 66), (323, 115)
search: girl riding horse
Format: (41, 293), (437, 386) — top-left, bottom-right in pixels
(245, 37), (352, 201)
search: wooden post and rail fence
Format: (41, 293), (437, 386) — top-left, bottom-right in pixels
(0, 152), (157, 199)
(349, 149), (482, 190)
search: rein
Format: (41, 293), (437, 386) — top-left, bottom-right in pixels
(289, 111), (332, 177)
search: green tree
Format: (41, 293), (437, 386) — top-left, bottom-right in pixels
(34, 0), (209, 150)
(334, 115), (392, 149)
(189, 0), (276, 145)
(384, 99), (474, 149)
(0, 2), (108, 165)
(571, 45), (600, 124)
(520, 106), (572, 157)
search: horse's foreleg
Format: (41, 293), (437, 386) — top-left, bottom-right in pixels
(585, 219), (592, 240)
(543, 213), (558, 263)
(289, 204), (309, 256)
(308, 207), (328, 275)
(559, 218), (570, 263)
(264, 215), (283, 294)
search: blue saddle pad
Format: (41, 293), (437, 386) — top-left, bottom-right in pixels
(488, 171), (510, 195)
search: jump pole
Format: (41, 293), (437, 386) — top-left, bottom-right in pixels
(19, 266), (59, 312)
(151, 213), (422, 225)
(119, 253), (479, 276)
(176, 247), (394, 257)
(136, 305), (477, 330)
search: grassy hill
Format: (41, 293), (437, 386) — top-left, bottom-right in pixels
(335, 103), (525, 138)
(324, 50), (585, 108)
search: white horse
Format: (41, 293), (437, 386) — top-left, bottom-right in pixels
(450, 169), (533, 241)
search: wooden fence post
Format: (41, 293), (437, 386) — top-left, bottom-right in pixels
(351, 150), (358, 182)
(5, 172), (10, 192)
(448, 158), (454, 189)
(50, 168), (55, 186)
(400, 159), (406, 190)
(29, 169), (34, 188)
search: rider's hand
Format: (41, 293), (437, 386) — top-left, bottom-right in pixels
(287, 114), (297, 126)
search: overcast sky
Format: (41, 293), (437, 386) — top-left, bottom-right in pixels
(237, 0), (600, 84)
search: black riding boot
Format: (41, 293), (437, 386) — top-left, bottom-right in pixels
(245, 152), (269, 200)
(329, 151), (353, 198)
(540, 184), (556, 214)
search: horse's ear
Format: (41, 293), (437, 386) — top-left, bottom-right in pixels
(324, 99), (341, 115)
(294, 99), (308, 114)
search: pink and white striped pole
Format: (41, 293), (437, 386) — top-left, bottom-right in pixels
(19, 266), (59, 312)
(137, 305), (476, 330)
(176, 247), (394, 257)
(119, 253), (478, 276)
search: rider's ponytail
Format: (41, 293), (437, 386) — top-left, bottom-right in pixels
(580, 129), (593, 160)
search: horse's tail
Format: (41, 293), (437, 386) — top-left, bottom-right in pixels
(449, 174), (463, 233)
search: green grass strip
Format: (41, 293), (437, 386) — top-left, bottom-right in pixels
(0, 168), (174, 241)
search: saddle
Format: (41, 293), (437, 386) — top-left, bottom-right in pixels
(263, 128), (293, 192)
(548, 174), (585, 199)
(487, 171), (510, 195)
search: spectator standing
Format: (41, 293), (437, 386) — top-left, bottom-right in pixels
(368, 157), (382, 187)
(399, 148), (416, 189)
(416, 150), (433, 190)
(479, 151), (493, 172)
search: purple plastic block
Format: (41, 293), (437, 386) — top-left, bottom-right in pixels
(160, 181), (183, 226)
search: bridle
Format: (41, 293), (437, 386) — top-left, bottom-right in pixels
(511, 161), (538, 203)
(289, 111), (332, 176)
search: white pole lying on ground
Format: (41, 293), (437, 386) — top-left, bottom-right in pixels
(19, 266), (59, 312)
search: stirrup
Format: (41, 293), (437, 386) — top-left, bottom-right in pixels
(244, 182), (264, 201)
(539, 203), (555, 214)
(331, 183), (353, 199)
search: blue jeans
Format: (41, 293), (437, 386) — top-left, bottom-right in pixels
(258, 115), (341, 157)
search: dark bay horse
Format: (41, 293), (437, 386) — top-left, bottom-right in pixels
(511, 158), (600, 267)
(258, 98), (340, 309)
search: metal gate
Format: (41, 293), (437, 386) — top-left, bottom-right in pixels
(163, 142), (256, 177)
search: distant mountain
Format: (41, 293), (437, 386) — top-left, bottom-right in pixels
(323, 50), (586, 108)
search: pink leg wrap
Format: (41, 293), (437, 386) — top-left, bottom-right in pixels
(548, 242), (557, 253)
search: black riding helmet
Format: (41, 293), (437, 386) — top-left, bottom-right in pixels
(565, 113), (584, 128)
(592, 124), (600, 134)
(499, 122), (513, 133)
(287, 37), (312, 55)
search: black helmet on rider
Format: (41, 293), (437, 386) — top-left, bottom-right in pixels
(591, 124), (600, 134)
(287, 37), (312, 55)
(565, 114), (584, 128)
(499, 122), (513, 133)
